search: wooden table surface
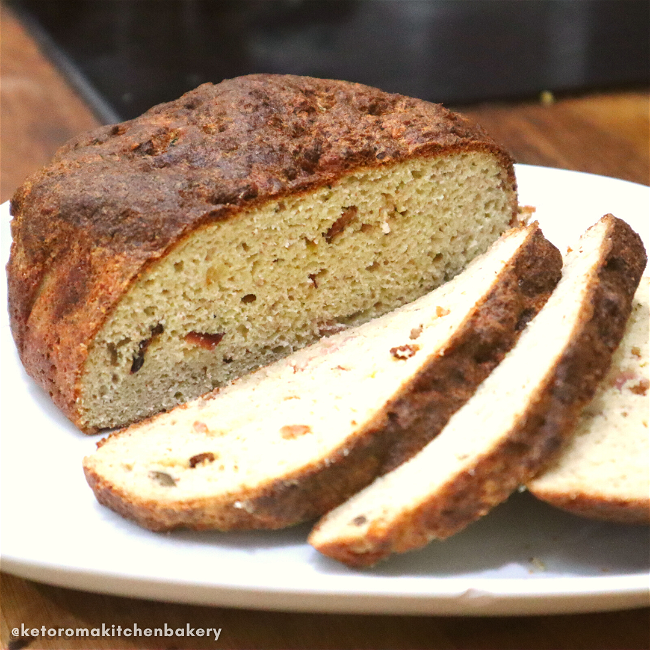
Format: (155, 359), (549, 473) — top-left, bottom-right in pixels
(1, 6), (649, 649)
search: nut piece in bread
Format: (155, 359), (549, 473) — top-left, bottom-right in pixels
(83, 222), (560, 531)
(527, 276), (649, 524)
(309, 215), (646, 567)
(8, 74), (518, 433)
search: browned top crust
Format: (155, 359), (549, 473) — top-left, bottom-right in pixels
(527, 490), (650, 525)
(7, 74), (515, 429)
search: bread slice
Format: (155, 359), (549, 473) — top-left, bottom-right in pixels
(527, 276), (649, 524)
(83, 222), (561, 531)
(309, 215), (646, 567)
(8, 75), (518, 433)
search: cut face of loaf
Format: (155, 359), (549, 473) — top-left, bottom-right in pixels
(527, 277), (649, 524)
(83, 222), (561, 532)
(309, 214), (646, 567)
(81, 151), (515, 431)
(8, 74), (517, 433)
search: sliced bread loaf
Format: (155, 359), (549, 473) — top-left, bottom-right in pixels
(527, 276), (649, 524)
(8, 74), (518, 433)
(83, 222), (561, 531)
(309, 215), (646, 567)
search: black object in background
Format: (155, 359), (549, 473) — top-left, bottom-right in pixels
(10, 0), (650, 124)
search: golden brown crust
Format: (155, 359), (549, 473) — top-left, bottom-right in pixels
(311, 215), (647, 567)
(529, 491), (650, 525)
(83, 224), (561, 531)
(8, 74), (516, 433)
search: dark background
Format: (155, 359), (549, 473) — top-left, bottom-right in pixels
(8, 0), (650, 123)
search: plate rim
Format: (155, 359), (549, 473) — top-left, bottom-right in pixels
(1, 164), (649, 616)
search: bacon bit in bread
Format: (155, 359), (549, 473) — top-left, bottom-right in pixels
(390, 344), (420, 360)
(631, 346), (642, 358)
(435, 306), (450, 317)
(567, 246), (573, 254)
(193, 420), (209, 433)
(131, 323), (164, 373)
(630, 379), (649, 396)
(198, 389), (220, 409)
(189, 452), (216, 468)
(409, 325), (423, 340)
(185, 331), (225, 350)
(316, 321), (348, 336)
(335, 365), (350, 371)
(513, 204), (537, 226)
(290, 359), (309, 373)
(611, 369), (638, 390)
(149, 470), (177, 487)
(325, 206), (358, 243)
(280, 424), (312, 439)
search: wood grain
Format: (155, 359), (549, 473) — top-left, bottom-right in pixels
(462, 92), (649, 185)
(1, 4), (649, 649)
(2, 573), (649, 650)
(1, 4), (100, 203)
(1, 0), (648, 201)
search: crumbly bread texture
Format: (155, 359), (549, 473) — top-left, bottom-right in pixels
(527, 277), (649, 524)
(83, 223), (561, 531)
(309, 215), (646, 567)
(8, 75), (517, 433)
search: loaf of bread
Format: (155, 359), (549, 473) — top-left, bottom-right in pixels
(8, 75), (517, 433)
(309, 215), (646, 567)
(83, 223), (561, 531)
(527, 276), (649, 524)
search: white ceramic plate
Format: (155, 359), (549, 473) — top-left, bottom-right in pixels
(1, 165), (649, 616)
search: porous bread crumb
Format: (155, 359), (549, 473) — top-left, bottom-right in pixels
(83, 222), (561, 532)
(528, 277), (650, 523)
(9, 75), (521, 434)
(80, 152), (514, 430)
(308, 216), (645, 565)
